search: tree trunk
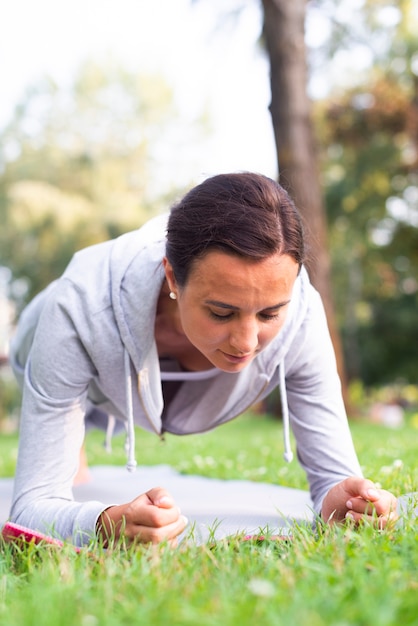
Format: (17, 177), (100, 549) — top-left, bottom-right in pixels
(261, 0), (349, 404)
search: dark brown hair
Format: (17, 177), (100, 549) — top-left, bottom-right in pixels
(166, 172), (305, 286)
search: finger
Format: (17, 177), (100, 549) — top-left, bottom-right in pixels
(128, 495), (182, 529)
(131, 514), (188, 545)
(346, 496), (376, 516)
(371, 491), (398, 517)
(345, 510), (397, 530)
(346, 490), (398, 517)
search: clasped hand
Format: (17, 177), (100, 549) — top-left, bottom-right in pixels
(322, 476), (398, 529)
(96, 476), (397, 546)
(97, 487), (188, 547)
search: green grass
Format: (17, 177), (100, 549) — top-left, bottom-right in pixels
(1, 412), (417, 626)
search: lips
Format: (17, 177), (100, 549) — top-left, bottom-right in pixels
(221, 351), (253, 364)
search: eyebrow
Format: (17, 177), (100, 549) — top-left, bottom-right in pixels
(204, 299), (291, 311)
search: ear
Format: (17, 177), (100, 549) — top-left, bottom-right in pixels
(162, 257), (178, 293)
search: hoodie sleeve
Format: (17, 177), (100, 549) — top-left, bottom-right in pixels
(10, 278), (109, 546)
(283, 287), (363, 515)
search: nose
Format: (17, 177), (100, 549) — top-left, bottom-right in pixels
(228, 318), (259, 355)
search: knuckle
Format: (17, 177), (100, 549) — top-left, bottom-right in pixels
(148, 509), (169, 528)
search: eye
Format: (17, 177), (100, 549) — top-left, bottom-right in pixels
(208, 310), (233, 321)
(259, 311), (281, 321)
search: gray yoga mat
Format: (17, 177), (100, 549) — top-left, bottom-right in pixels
(0, 464), (314, 543)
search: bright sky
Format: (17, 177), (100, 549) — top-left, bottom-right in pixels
(0, 0), (278, 187)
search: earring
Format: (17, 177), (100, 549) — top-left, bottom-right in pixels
(169, 291), (177, 300)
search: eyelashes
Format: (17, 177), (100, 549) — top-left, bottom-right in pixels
(209, 311), (232, 320)
(259, 312), (281, 321)
(208, 310), (281, 322)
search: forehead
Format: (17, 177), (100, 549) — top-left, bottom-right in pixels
(185, 250), (298, 303)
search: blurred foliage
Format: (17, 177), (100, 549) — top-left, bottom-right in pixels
(348, 378), (418, 410)
(313, 0), (418, 385)
(0, 3), (417, 392)
(0, 60), (202, 305)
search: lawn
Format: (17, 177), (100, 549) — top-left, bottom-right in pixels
(1, 412), (417, 626)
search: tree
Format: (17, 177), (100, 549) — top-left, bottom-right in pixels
(261, 0), (347, 393)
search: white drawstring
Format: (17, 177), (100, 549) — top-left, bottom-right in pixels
(123, 349), (292, 469)
(104, 414), (116, 454)
(279, 360), (294, 463)
(124, 349), (138, 472)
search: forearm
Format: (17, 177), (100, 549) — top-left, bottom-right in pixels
(11, 494), (106, 547)
(11, 383), (99, 545)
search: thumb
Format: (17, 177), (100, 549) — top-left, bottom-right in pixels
(146, 486), (176, 509)
(344, 477), (380, 502)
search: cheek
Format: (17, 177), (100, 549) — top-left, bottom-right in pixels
(194, 322), (226, 347)
(188, 317), (228, 349)
(259, 320), (286, 345)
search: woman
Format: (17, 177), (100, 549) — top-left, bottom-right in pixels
(9, 172), (397, 547)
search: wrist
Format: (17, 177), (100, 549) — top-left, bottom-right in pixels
(321, 481), (349, 523)
(96, 505), (126, 546)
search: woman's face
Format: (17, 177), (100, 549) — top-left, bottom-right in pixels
(163, 250), (299, 373)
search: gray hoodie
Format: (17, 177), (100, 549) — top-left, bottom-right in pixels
(9, 214), (362, 546)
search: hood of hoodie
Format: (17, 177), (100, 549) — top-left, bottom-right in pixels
(109, 212), (310, 380)
(107, 213), (312, 467)
(110, 212), (169, 374)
